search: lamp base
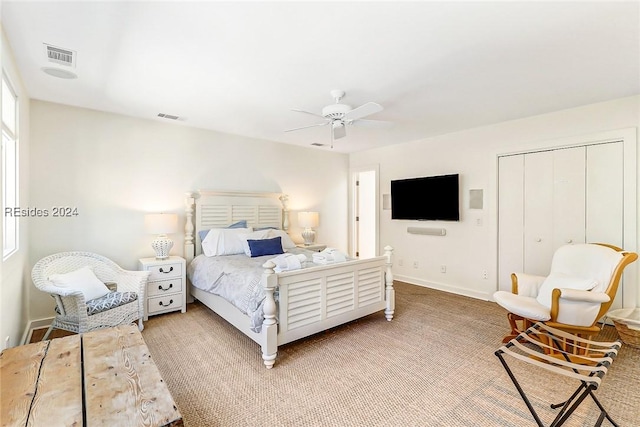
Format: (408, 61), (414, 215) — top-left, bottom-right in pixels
(152, 235), (174, 259)
(301, 228), (316, 245)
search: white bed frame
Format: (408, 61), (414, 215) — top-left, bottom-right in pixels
(184, 191), (394, 368)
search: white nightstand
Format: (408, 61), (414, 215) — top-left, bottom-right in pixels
(296, 243), (327, 252)
(139, 256), (186, 320)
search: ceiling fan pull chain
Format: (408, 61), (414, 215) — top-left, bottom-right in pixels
(330, 125), (334, 149)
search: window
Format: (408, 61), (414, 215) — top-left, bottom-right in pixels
(2, 73), (18, 259)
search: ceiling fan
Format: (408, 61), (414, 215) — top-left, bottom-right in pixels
(285, 90), (385, 147)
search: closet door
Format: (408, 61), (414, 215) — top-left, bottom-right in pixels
(553, 147), (586, 249)
(524, 147), (586, 275)
(586, 143), (623, 246)
(498, 155), (524, 291)
(523, 151), (554, 275)
(586, 142), (624, 309)
(497, 141), (626, 307)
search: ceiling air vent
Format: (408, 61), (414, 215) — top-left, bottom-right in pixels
(44, 44), (76, 67)
(157, 113), (180, 120)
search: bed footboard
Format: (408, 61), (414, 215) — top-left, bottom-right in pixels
(260, 246), (394, 369)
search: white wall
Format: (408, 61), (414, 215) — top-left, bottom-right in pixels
(1, 26), (31, 349)
(350, 95), (640, 303)
(17, 91), (640, 330)
(28, 101), (349, 320)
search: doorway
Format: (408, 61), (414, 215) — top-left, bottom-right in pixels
(351, 166), (379, 258)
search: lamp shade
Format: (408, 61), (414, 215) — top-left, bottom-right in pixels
(144, 213), (178, 235)
(298, 211), (319, 229)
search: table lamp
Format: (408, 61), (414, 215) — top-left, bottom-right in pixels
(145, 213), (178, 259)
(298, 211), (319, 245)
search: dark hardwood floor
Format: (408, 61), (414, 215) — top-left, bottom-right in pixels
(29, 328), (75, 343)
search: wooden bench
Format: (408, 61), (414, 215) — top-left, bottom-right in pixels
(1, 324), (183, 426)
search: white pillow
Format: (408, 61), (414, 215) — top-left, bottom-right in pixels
(238, 229), (272, 256)
(49, 266), (111, 302)
(267, 229), (296, 249)
(535, 273), (598, 309)
(201, 227), (253, 256)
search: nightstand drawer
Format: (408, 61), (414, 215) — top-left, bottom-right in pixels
(147, 262), (182, 280)
(147, 295), (183, 315)
(147, 278), (184, 298)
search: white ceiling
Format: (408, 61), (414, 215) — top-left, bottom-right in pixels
(3, 1), (639, 153)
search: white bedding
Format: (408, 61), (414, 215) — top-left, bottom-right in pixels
(187, 248), (315, 333)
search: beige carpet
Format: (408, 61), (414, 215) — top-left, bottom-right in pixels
(141, 282), (640, 426)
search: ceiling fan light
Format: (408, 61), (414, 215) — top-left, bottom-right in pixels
(333, 122), (347, 139)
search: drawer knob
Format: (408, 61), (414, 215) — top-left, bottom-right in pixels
(159, 299), (174, 307)
(158, 283), (174, 291)
(159, 266), (174, 274)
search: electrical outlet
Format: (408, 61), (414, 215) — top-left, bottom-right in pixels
(398, 259), (404, 267)
(413, 261), (419, 269)
(440, 265), (447, 273)
(4, 336), (10, 350)
(482, 270), (488, 279)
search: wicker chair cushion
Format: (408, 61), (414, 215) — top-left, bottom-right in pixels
(56, 291), (138, 316)
(87, 291), (138, 316)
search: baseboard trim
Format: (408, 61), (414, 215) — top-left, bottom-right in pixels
(394, 275), (492, 301)
(21, 317), (54, 345)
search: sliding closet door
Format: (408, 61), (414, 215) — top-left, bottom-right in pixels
(498, 155), (524, 291)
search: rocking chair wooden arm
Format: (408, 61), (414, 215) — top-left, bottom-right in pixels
(510, 272), (546, 297)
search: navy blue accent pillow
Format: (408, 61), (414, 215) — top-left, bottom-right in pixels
(247, 236), (283, 257)
(198, 220), (248, 241)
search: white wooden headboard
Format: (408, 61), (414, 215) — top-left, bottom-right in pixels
(184, 191), (289, 263)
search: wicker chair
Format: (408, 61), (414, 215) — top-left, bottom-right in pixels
(32, 251), (150, 340)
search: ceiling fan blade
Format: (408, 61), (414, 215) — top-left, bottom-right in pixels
(351, 118), (393, 128)
(291, 108), (326, 119)
(332, 123), (347, 139)
(342, 102), (383, 121)
(284, 122), (329, 132)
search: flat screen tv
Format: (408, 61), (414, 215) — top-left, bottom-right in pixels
(391, 174), (459, 221)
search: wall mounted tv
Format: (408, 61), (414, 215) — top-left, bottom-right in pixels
(391, 174), (460, 221)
